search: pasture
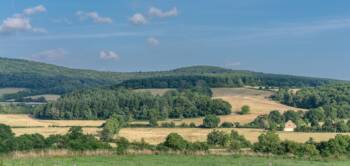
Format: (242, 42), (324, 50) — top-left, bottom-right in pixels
(26, 94), (61, 101)
(0, 88), (26, 97)
(2, 154), (349, 166)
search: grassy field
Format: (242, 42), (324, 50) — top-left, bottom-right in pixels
(0, 88), (26, 97)
(2, 154), (349, 166)
(26, 94), (61, 101)
(133, 88), (174, 96)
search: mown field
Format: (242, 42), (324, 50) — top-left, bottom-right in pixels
(10, 127), (350, 144)
(0, 88), (26, 97)
(2, 155), (349, 166)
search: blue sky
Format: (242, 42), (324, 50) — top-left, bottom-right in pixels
(1, 0), (350, 80)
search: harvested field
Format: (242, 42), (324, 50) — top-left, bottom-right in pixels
(26, 94), (61, 101)
(0, 114), (104, 127)
(12, 127), (350, 145)
(0, 88), (26, 97)
(157, 88), (305, 125)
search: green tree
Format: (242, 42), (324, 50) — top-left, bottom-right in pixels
(207, 130), (230, 147)
(203, 115), (220, 128)
(240, 105), (250, 115)
(100, 115), (126, 141)
(253, 131), (282, 154)
(163, 133), (188, 151)
(0, 124), (15, 153)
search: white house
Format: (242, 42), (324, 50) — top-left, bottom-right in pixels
(283, 120), (296, 132)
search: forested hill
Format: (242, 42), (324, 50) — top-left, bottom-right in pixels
(0, 57), (343, 97)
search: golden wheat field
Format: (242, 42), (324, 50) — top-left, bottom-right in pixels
(11, 127), (350, 145)
(0, 114), (104, 127)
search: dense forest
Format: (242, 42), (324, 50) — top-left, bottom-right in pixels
(118, 74), (334, 89)
(33, 88), (231, 120)
(272, 84), (350, 119)
(0, 57), (341, 100)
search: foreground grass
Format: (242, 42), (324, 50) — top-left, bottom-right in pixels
(2, 155), (349, 166)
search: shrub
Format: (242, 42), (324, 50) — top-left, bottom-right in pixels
(163, 133), (188, 151)
(230, 130), (251, 148)
(66, 127), (111, 151)
(221, 122), (234, 128)
(0, 124), (15, 153)
(189, 122), (197, 128)
(161, 122), (176, 128)
(187, 142), (209, 152)
(240, 105), (250, 115)
(15, 134), (46, 151)
(100, 115), (126, 141)
(130, 138), (155, 151)
(179, 123), (189, 128)
(203, 115), (220, 128)
(116, 137), (129, 154)
(207, 130), (230, 147)
(253, 131), (282, 154)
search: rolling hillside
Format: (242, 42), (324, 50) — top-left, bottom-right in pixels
(0, 57), (342, 99)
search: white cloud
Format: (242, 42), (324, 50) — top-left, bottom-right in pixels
(23, 5), (46, 15)
(129, 13), (147, 25)
(31, 48), (67, 61)
(148, 7), (178, 18)
(99, 51), (119, 60)
(0, 5), (46, 34)
(76, 11), (112, 24)
(147, 37), (159, 46)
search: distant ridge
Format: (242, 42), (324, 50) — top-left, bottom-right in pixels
(0, 57), (344, 98)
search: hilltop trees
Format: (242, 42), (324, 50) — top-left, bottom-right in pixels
(34, 88), (231, 120)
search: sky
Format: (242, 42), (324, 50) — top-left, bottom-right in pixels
(1, 0), (350, 80)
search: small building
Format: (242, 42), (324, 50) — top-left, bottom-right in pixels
(284, 120), (296, 132)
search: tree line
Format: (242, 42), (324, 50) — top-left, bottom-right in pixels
(2, 122), (350, 158)
(118, 74), (334, 90)
(33, 87), (231, 120)
(247, 109), (350, 133)
(273, 84), (350, 110)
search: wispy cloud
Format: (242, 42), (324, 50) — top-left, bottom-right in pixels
(76, 11), (113, 24)
(148, 7), (178, 18)
(99, 51), (119, 60)
(0, 5), (47, 34)
(239, 17), (350, 40)
(23, 5), (46, 16)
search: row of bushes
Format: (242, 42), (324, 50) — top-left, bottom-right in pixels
(2, 122), (350, 158)
(0, 124), (110, 153)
